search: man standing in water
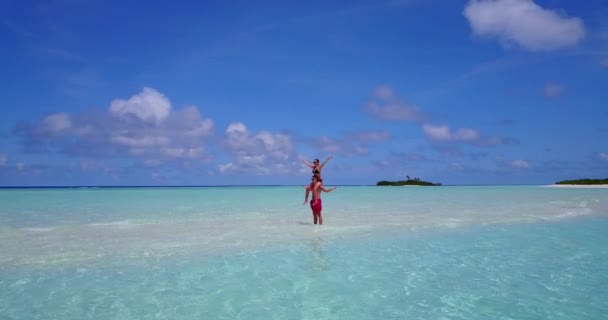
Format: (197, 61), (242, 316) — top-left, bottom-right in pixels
(303, 175), (336, 225)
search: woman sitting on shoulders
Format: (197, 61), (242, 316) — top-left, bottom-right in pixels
(302, 156), (332, 196)
(301, 156), (332, 181)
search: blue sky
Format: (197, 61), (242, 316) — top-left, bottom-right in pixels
(0, 0), (607, 186)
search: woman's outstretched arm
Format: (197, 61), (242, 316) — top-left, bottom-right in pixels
(319, 156), (333, 170)
(301, 159), (314, 169)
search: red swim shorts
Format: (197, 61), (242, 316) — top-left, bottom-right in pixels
(310, 198), (323, 212)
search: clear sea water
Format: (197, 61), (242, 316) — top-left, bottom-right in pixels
(0, 186), (607, 319)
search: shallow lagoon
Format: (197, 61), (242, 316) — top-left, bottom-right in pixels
(1, 186), (606, 319)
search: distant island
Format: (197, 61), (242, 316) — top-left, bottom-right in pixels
(556, 178), (608, 185)
(377, 176), (442, 186)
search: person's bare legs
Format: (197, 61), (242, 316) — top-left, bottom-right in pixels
(313, 212), (318, 224)
(304, 185), (311, 202)
(317, 212), (323, 225)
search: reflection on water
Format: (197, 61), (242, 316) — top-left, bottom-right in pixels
(309, 237), (329, 272)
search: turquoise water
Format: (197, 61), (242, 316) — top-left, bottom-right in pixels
(1, 186), (607, 319)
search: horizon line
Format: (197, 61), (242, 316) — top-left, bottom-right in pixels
(0, 183), (553, 189)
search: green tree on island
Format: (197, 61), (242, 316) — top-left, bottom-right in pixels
(377, 176), (442, 186)
(556, 178), (608, 185)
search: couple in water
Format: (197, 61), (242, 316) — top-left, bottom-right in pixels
(302, 156), (336, 225)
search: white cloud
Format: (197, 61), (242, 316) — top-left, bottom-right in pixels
(373, 86), (395, 100)
(313, 136), (368, 157)
(218, 162), (236, 173)
(110, 135), (171, 148)
(422, 124), (479, 142)
(366, 87), (517, 151)
(455, 128), (480, 141)
(601, 58), (608, 68)
(598, 152), (608, 161)
(364, 85), (425, 122)
(109, 87), (171, 123)
(219, 122), (297, 175)
(226, 122), (247, 134)
(422, 124), (516, 148)
(423, 124), (451, 141)
(463, 0), (585, 51)
(544, 83), (564, 98)
(162, 147), (204, 159)
(365, 102), (424, 122)
(0, 154), (6, 166)
(42, 113), (72, 133)
(16, 163), (25, 172)
(510, 159), (530, 169)
(20, 88), (214, 161)
(307, 130), (389, 158)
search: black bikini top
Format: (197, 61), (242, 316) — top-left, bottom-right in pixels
(312, 168), (320, 174)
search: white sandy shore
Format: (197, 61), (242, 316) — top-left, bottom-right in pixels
(540, 184), (608, 189)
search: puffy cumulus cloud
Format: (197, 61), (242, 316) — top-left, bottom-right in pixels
(17, 88), (214, 162)
(219, 122), (297, 175)
(365, 86), (518, 152)
(543, 83), (564, 98)
(18, 113), (73, 141)
(364, 85), (426, 122)
(463, 0), (585, 51)
(422, 124), (517, 147)
(109, 87), (171, 123)
(0, 154), (7, 166)
(510, 159), (530, 169)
